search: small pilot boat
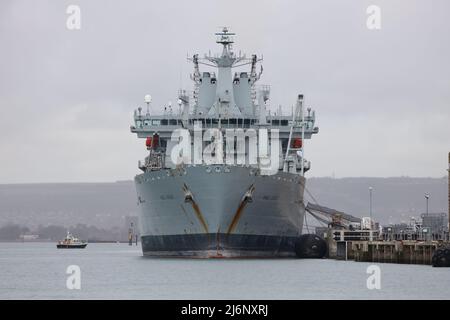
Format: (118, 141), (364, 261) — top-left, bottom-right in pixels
(56, 232), (88, 249)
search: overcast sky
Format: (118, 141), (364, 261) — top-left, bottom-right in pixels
(1, 0), (449, 183)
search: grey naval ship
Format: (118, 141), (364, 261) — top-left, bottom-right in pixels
(131, 28), (319, 258)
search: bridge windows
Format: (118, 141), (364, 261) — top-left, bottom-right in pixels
(269, 119), (289, 126)
(142, 117), (262, 129)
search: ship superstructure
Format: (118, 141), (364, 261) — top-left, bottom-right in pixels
(131, 28), (319, 257)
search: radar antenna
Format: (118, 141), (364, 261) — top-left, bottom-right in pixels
(215, 27), (235, 46)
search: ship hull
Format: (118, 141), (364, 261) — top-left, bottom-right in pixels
(56, 244), (87, 249)
(141, 233), (299, 258)
(135, 165), (305, 258)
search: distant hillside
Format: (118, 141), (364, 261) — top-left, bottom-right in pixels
(0, 181), (137, 229)
(0, 177), (447, 228)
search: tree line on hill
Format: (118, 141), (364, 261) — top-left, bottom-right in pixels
(0, 223), (130, 242)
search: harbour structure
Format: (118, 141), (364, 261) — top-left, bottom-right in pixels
(305, 184), (450, 265)
(321, 221), (447, 265)
(130, 28), (319, 257)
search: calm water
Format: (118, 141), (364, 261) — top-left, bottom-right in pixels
(0, 242), (449, 299)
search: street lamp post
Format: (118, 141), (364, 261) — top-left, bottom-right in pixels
(425, 193), (430, 241)
(369, 187), (373, 230)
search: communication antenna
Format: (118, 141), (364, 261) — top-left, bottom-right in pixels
(144, 94), (152, 115)
(177, 99), (182, 115)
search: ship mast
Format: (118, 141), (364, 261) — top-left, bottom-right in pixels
(209, 27), (238, 117)
(188, 27), (262, 118)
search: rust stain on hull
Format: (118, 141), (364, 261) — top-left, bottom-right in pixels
(214, 228), (223, 257)
(226, 184), (255, 234)
(182, 183), (209, 233)
(226, 201), (247, 234)
(190, 201), (209, 233)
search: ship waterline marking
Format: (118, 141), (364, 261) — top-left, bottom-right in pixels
(170, 125), (281, 175)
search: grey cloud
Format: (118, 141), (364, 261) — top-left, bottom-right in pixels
(0, 0), (449, 182)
